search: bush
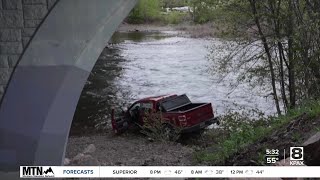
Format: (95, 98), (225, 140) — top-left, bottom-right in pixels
(160, 11), (185, 24)
(139, 111), (181, 142)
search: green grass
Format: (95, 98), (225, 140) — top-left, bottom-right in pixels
(195, 124), (271, 164)
(257, 151), (267, 165)
(194, 100), (320, 164)
(292, 131), (302, 142)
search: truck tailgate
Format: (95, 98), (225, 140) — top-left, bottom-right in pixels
(184, 103), (214, 126)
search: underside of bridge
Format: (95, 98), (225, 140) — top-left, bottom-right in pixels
(0, 0), (137, 172)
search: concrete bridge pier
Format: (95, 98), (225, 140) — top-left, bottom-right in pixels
(0, 0), (137, 173)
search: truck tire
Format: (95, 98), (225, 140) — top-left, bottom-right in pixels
(162, 124), (180, 141)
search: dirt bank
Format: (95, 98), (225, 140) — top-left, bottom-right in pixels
(68, 111), (320, 169)
(66, 130), (195, 166)
(67, 114), (320, 167)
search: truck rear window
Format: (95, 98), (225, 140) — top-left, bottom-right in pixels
(160, 94), (191, 112)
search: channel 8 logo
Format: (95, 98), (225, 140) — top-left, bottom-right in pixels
(290, 147), (304, 161)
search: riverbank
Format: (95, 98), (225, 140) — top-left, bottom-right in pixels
(116, 22), (217, 38)
(66, 131), (195, 166)
(194, 101), (320, 166)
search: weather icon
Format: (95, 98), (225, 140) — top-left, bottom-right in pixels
(205, 170), (213, 175)
(245, 170), (254, 175)
(164, 170), (172, 175)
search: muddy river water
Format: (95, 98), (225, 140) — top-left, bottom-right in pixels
(72, 31), (276, 132)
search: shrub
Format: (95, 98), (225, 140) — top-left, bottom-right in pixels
(139, 111), (181, 142)
(160, 11), (185, 24)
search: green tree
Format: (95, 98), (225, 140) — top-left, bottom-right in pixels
(127, 0), (161, 24)
(189, 0), (216, 23)
(208, 0), (320, 115)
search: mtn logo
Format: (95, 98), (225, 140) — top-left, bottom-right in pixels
(21, 166), (55, 178)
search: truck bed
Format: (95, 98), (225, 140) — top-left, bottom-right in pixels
(159, 95), (214, 127)
(167, 103), (207, 112)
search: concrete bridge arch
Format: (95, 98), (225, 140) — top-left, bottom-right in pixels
(0, 0), (137, 171)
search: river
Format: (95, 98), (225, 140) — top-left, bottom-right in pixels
(71, 31), (276, 134)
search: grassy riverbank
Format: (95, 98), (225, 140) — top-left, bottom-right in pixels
(193, 100), (320, 165)
(122, 0), (250, 39)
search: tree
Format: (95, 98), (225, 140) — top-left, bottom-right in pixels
(127, 0), (161, 24)
(249, 0), (281, 115)
(208, 0), (320, 115)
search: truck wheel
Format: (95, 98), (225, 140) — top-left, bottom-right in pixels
(216, 120), (220, 125)
(162, 124), (180, 141)
(198, 128), (206, 135)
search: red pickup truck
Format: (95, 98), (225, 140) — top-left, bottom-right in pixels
(111, 94), (219, 137)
